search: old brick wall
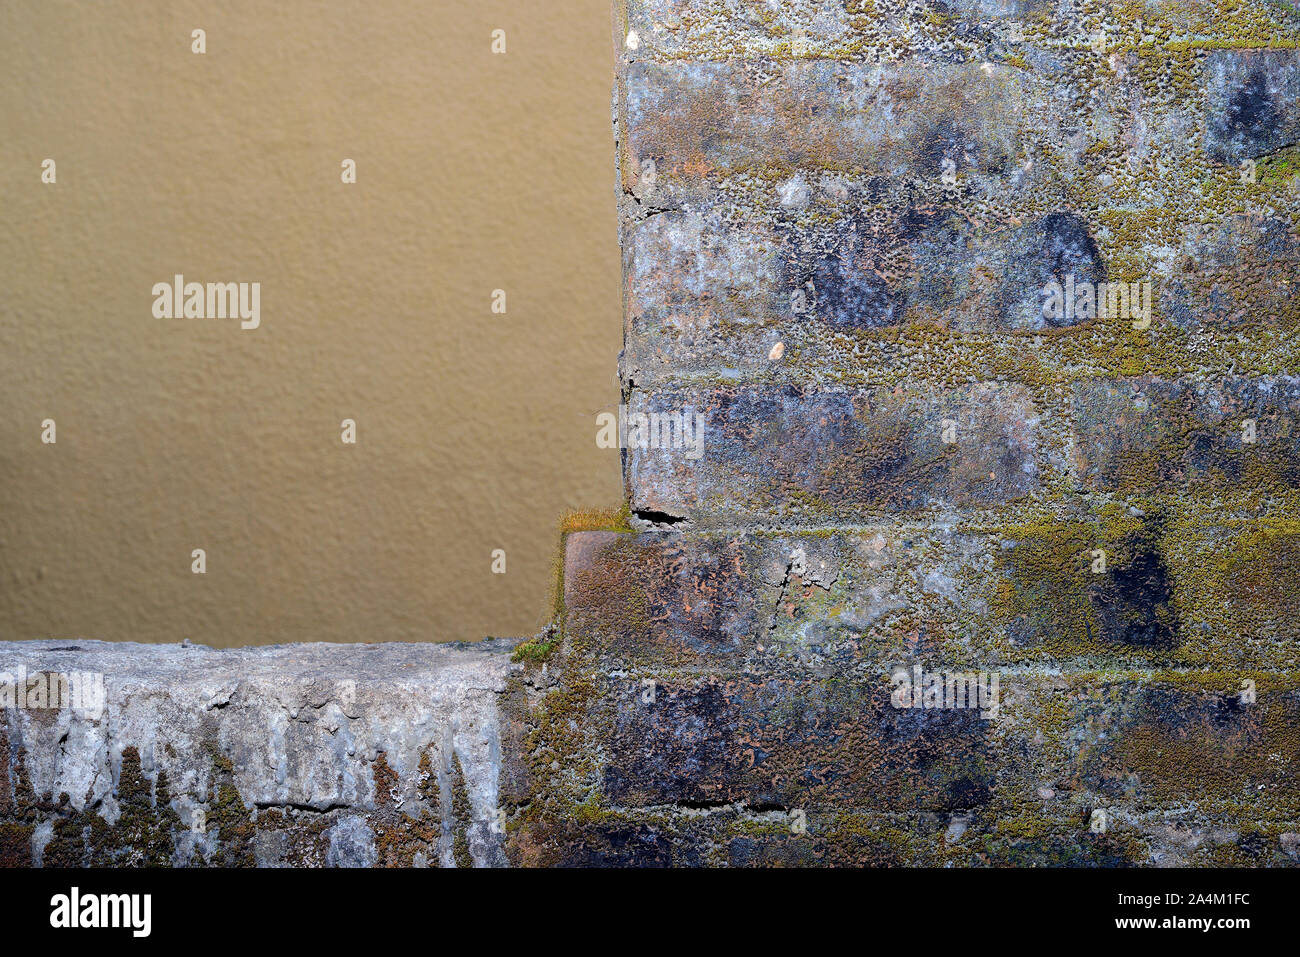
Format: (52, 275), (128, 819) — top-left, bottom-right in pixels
(503, 0), (1300, 866)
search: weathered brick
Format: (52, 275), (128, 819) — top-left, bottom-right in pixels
(624, 201), (1111, 340)
(1070, 377), (1300, 493)
(1073, 680), (1300, 808)
(1162, 211), (1300, 331)
(619, 59), (1072, 198)
(538, 799), (1298, 866)
(599, 670), (996, 812)
(564, 516), (1300, 672)
(618, 1), (1300, 64)
(563, 530), (765, 668)
(1205, 49), (1300, 165)
(565, 528), (993, 671)
(1168, 520), (1300, 663)
(626, 382), (1040, 521)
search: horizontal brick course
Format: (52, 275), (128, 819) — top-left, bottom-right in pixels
(618, 1), (1300, 63)
(564, 522), (1300, 669)
(622, 377), (1300, 516)
(627, 382), (1040, 520)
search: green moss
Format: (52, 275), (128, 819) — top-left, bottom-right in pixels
(1258, 145), (1300, 184)
(727, 816), (790, 839)
(1110, 702), (1300, 808)
(199, 746), (256, 867)
(94, 747), (183, 866)
(450, 754), (473, 869)
(559, 504), (634, 535)
(512, 628), (559, 663)
(0, 822), (34, 867)
(571, 794), (624, 827)
(1170, 520), (1300, 663)
(375, 748), (442, 867)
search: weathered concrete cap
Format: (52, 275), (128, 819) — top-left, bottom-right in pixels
(0, 639), (519, 866)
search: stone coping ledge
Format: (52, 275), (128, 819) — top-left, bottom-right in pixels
(0, 639), (522, 867)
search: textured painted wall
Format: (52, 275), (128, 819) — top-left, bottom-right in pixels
(0, 0), (623, 646)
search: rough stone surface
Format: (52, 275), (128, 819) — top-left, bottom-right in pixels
(0, 640), (518, 867)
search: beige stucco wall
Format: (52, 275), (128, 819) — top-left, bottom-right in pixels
(0, 0), (623, 645)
